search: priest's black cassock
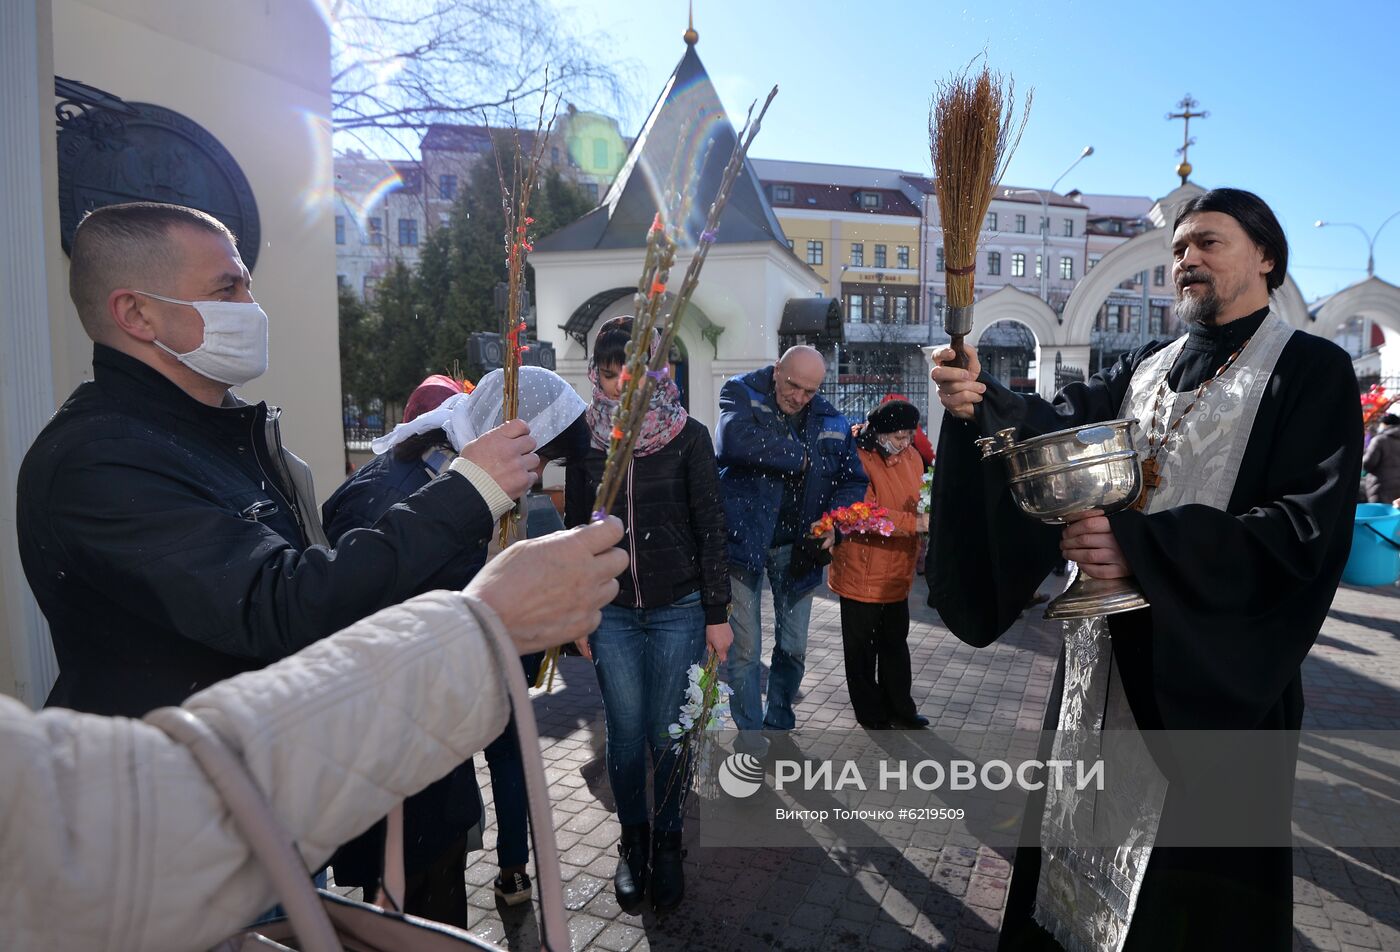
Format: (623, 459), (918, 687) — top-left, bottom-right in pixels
(927, 306), (1362, 951)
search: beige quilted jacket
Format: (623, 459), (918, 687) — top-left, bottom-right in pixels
(0, 590), (511, 952)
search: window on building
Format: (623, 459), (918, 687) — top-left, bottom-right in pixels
(1035, 254), (1043, 278)
(1150, 304), (1167, 334)
(773, 185), (794, 203)
(335, 215), (345, 245)
(893, 297), (910, 324)
(871, 295), (886, 322)
(986, 212), (998, 231)
(806, 239), (824, 265)
(1015, 214), (1026, 233)
(1064, 219), (1074, 237)
(1088, 255), (1101, 271)
(363, 276), (376, 298)
(897, 245), (910, 269)
(593, 139), (608, 168)
(438, 175), (457, 200)
(1154, 265), (1167, 286)
(850, 242), (864, 266)
(987, 251), (1001, 275)
(861, 191), (881, 209)
(551, 147), (560, 164)
(935, 247), (944, 272)
(367, 217), (383, 245)
(1039, 216), (1049, 234)
(438, 212), (450, 226)
(398, 218), (418, 246)
(584, 182), (599, 202)
(1011, 252), (1026, 277)
(874, 244), (887, 268)
(1060, 256), (1073, 280)
(848, 294), (864, 323)
(336, 274), (348, 290)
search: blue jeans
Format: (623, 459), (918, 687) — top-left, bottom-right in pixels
(482, 651), (542, 869)
(589, 592), (706, 833)
(726, 544), (814, 732)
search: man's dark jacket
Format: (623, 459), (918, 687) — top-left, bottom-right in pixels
(17, 345), (495, 717)
(714, 366), (867, 594)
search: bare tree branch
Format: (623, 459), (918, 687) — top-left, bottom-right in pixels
(330, 0), (633, 136)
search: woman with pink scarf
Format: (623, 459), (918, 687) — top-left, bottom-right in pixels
(564, 316), (732, 915)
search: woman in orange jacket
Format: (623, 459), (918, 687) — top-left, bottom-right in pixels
(827, 399), (929, 729)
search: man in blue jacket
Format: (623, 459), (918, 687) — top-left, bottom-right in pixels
(716, 346), (867, 744)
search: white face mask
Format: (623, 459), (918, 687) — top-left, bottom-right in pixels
(140, 290), (269, 387)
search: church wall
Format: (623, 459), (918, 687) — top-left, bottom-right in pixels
(49, 0), (343, 496)
(0, 0), (335, 705)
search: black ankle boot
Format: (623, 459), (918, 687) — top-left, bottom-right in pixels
(614, 823), (649, 912)
(650, 830), (687, 912)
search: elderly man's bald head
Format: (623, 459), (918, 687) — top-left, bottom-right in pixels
(773, 345), (827, 415)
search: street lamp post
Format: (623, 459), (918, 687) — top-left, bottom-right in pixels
(1005, 146), (1094, 303)
(1315, 211), (1400, 279)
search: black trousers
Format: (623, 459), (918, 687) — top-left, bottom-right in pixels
(838, 596), (917, 726)
(399, 832), (470, 928)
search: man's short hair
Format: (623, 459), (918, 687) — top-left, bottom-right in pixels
(1172, 188), (1289, 292)
(1382, 414), (1400, 427)
(68, 202), (235, 339)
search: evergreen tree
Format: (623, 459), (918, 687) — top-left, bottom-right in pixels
(373, 259), (434, 418)
(339, 143), (594, 403)
(337, 283), (381, 421)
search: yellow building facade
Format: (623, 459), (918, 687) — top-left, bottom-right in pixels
(759, 179), (923, 326)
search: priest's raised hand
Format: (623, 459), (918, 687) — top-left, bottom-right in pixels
(929, 343), (986, 420)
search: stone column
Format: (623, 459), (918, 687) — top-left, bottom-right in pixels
(0, 0), (60, 705)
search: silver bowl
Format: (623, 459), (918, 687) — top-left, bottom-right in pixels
(977, 419), (1150, 620)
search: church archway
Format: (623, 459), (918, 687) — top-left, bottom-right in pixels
(967, 286), (1059, 397)
(1313, 277), (1400, 387)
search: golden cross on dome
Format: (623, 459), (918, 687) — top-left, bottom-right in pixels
(1166, 94), (1209, 185)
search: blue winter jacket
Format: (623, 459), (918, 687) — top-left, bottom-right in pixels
(715, 366), (868, 594)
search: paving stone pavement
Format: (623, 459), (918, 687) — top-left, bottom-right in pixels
(440, 578), (1400, 951)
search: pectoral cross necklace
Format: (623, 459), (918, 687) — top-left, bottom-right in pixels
(1131, 336), (1252, 512)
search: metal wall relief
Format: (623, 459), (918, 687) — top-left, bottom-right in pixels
(56, 76), (260, 269)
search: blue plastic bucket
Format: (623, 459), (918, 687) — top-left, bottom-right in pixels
(1342, 503), (1400, 586)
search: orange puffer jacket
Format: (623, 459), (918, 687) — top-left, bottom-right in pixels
(828, 442), (924, 603)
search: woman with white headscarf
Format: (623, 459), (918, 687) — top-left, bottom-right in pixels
(321, 366), (588, 923)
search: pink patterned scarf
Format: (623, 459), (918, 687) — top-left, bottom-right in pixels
(585, 334), (688, 456)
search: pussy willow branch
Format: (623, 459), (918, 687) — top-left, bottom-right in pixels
(535, 87), (779, 692)
(591, 85), (779, 522)
(492, 71), (557, 548)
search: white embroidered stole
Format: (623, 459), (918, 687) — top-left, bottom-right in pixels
(1031, 312), (1294, 952)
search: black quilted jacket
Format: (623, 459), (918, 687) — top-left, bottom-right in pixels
(565, 418), (730, 624)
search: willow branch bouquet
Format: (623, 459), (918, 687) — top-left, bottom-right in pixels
(929, 62), (1030, 369)
(533, 86), (780, 691)
(493, 78), (557, 547)
(661, 651), (733, 809)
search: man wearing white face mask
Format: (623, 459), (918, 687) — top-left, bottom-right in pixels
(17, 202), (540, 718)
